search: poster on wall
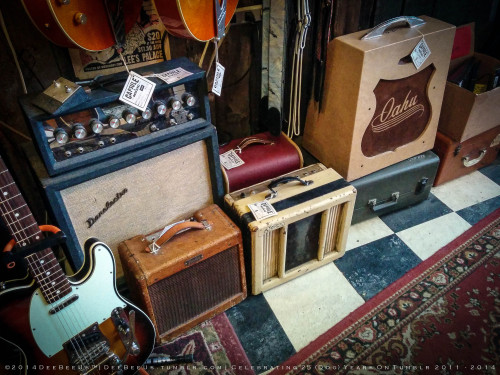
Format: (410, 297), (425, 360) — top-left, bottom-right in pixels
(69, 0), (170, 80)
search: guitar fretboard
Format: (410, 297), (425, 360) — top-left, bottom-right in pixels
(0, 160), (71, 304)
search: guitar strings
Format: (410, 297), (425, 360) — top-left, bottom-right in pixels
(0, 170), (94, 371)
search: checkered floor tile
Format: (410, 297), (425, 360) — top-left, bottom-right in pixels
(225, 159), (500, 372)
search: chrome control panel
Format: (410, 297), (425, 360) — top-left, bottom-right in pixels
(21, 58), (210, 176)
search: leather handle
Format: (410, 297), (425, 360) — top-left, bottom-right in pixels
(462, 149), (487, 167)
(361, 16), (425, 40)
(146, 221), (206, 253)
(235, 137), (274, 153)
(266, 176), (313, 200)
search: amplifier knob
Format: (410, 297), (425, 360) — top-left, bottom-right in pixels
(73, 124), (87, 139)
(183, 94), (196, 107)
(123, 111), (136, 124)
(142, 107), (153, 120)
(90, 119), (104, 134)
(169, 98), (182, 111)
(108, 116), (120, 128)
(54, 128), (69, 144)
(155, 102), (167, 115)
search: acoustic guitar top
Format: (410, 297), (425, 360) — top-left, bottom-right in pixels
(22, 0), (143, 51)
(155, 0), (239, 41)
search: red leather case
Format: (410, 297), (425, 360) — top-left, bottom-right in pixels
(219, 132), (303, 192)
(433, 126), (500, 186)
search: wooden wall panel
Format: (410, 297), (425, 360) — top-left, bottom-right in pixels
(372, 0), (404, 25)
(402, 0), (435, 17)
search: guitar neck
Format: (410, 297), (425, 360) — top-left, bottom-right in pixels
(0, 156), (71, 303)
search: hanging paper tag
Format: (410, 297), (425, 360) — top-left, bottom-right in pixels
(119, 72), (156, 112)
(411, 38), (431, 70)
(154, 67), (193, 84)
(212, 62), (225, 96)
(248, 201), (278, 221)
(220, 149), (245, 170)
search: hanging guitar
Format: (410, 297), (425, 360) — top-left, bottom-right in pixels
(0, 154), (155, 375)
(154, 0), (239, 41)
(21, 0), (143, 51)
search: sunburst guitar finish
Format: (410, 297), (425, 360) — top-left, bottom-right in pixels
(155, 0), (239, 41)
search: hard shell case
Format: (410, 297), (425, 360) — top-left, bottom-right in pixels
(118, 204), (246, 343)
(225, 164), (356, 295)
(351, 151), (440, 224)
(433, 126), (500, 186)
(218, 131), (303, 192)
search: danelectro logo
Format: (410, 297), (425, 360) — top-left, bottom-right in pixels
(361, 64), (435, 157)
(87, 188), (128, 228)
(370, 90), (425, 133)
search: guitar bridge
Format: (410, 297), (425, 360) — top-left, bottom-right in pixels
(63, 322), (111, 368)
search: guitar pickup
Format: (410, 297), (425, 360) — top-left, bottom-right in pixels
(49, 294), (79, 314)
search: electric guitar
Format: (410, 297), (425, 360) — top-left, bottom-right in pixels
(0, 154), (155, 374)
(21, 0), (143, 51)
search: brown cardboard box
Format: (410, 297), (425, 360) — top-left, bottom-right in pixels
(303, 16), (455, 181)
(438, 24), (500, 142)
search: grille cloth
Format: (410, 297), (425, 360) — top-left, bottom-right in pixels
(148, 246), (241, 334)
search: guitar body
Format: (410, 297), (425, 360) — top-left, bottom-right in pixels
(156, 0), (239, 41)
(0, 240), (155, 375)
(21, 0), (143, 51)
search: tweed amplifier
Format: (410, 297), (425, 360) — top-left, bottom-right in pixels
(118, 204), (246, 343)
(24, 125), (223, 285)
(20, 57), (210, 176)
(225, 164), (357, 294)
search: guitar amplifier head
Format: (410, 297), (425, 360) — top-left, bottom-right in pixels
(118, 204), (246, 343)
(20, 58), (211, 176)
(25, 125), (223, 285)
(225, 164), (357, 294)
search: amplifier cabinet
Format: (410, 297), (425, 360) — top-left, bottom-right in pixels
(25, 125), (224, 285)
(20, 58), (210, 176)
(118, 204), (246, 343)
(303, 16), (455, 181)
(225, 164), (357, 294)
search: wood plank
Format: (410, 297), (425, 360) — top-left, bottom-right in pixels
(333, 0), (362, 37)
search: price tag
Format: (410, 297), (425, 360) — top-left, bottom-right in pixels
(212, 62), (225, 96)
(155, 67), (193, 84)
(248, 201), (278, 221)
(220, 149), (245, 170)
(411, 38), (431, 70)
(119, 72), (156, 112)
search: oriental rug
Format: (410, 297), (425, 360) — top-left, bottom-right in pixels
(271, 208), (500, 375)
(147, 313), (253, 375)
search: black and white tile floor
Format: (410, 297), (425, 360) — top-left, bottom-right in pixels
(224, 159), (500, 372)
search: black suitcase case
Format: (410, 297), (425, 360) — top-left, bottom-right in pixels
(351, 151), (440, 224)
